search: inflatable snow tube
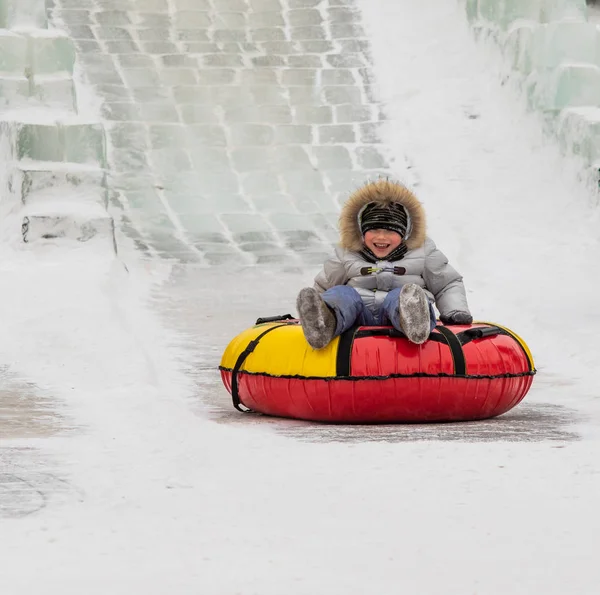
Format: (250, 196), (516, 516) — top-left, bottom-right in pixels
(219, 315), (536, 423)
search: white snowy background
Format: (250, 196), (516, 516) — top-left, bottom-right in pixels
(1, 1), (600, 594)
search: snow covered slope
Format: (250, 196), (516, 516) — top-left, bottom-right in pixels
(1, 1), (600, 594)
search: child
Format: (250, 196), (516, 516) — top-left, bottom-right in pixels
(296, 179), (472, 349)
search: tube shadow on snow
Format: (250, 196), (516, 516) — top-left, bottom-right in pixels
(206, 382), (581, 444)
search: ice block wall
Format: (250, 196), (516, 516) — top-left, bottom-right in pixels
(0, 0), (113, 249)
(466, 0), (600, 185)
(44, 0), (401, 266)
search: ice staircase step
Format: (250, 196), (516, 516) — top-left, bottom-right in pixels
(22, 184), (108, 211)
(24, 30), (76, 76)
(12, 160), (107, 205)
(14, 160), (113, 247)
(32, 74), (77, 111)
(558, 106), (600, 163)
(0, 0), (48, 29)
(0, 29), (78, 112)
(0, 30), (27, 72)
(16, 121), (105, 166)
(0, 74), (76, 111)
(21, 199), (115, 245)
(0, 75), (30, 108)
(0, 29), (75, 75)
(0, 115), (106, 166)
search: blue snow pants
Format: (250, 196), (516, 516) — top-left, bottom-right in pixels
(320, 285), (437, 338)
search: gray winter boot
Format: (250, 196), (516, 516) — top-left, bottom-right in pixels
(399, 283), (431, 345)
(296, 287), (337, 349)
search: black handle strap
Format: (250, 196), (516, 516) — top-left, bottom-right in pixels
(231, 323), (294, 412)
(335, 326), (358, 377)
(458, 326), (504, 345)
(356, 327), (406, 339)
(435, 326), (467, 376)
(255, 313), (295, 325)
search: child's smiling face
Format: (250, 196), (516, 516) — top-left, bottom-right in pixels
(364, 228), (402, 259)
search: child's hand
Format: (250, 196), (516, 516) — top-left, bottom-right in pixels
(440, 311), (473, 325)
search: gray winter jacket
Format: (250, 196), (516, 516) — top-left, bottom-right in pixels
(314, 179), (471, 318)
(314, 240), (470, 316)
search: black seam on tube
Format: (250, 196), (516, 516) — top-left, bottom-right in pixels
(219, 367), (537, 381)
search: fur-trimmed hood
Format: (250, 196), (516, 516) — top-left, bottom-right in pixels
(339, 179), (426, 252)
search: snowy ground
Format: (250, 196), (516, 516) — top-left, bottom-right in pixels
(2, 1), (600, 593)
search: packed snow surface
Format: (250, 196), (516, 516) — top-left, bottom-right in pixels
(1, 1), (600, 594)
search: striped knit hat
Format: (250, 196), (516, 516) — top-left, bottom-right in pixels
(359, 202), (409, 238)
